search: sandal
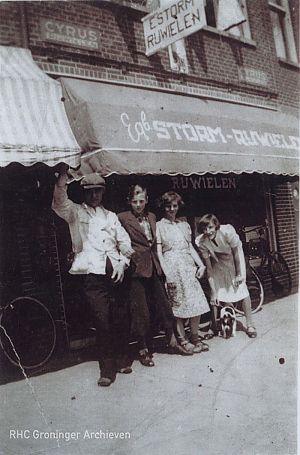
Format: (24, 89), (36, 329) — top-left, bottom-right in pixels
(246, 326), (257, 338)
(179, 340), (195, 355)
(201, 332), (214, 340)
(191, 337), (209, 353)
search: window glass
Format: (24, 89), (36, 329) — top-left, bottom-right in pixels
(269, 0), (298, 62)
(270, 10), (287, 59)
(204, 0), (217, 28)
(204, 0), (251, 40)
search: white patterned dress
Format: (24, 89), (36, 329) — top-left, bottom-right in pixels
(156, 218), (209, 318)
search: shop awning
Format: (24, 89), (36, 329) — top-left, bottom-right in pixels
(0, 47), (81, 167)
(61, 77), (299, 176)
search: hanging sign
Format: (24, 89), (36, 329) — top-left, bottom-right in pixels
(142, 0), (206, 56)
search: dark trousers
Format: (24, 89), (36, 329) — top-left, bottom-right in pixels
(84, 263), (130, 379)
(127, 271), (175, 351)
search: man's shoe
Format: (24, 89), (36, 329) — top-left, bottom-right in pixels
(97, 377), (112, 387)
(167, 344), (193, 356)
(118, 366), (133, 374)
(138, 351), (155, 367)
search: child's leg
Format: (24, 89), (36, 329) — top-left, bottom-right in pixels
(176, 318), (186, 341)
(190, 315), (200, 342)
(176, 318), (194, 353)
(242, 296), (257, 337)
(241, 296), (254, 327)
(190, 315), (209, 352)
(211, 304), (219, 334)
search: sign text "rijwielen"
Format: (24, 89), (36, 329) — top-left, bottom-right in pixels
(142, 0), (206, 56)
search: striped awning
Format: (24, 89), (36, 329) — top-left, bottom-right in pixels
(0, 46), (81, 167)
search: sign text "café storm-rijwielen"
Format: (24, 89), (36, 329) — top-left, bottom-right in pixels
(142, 0), (206, 56)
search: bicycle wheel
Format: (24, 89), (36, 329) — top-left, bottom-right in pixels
(268, 252), (292, 298)
(235, 267), (264, 315)
(0, 296), (56, 369)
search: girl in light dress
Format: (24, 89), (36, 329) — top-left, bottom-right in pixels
(156, 192), (210, 354)
(195, 213), (257, 338)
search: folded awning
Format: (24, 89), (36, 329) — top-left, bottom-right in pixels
(0, 47), (81, 167)
(61, 77), (299, 176)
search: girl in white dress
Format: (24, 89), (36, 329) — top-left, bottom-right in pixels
(156, 192), (210, 354)
(195, 214), (257, 338)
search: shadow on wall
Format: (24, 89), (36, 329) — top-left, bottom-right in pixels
(188, 32), (209, 74)
(114, 8), (140, 64)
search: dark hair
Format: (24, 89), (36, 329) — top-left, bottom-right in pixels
(127, 184), (148, 203)
(197, 214), (220, 233)
(157, 191), (184, 209)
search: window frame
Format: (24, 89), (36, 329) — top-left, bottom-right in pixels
(268, 0), (298, 64)
(204, 0), (252, 41)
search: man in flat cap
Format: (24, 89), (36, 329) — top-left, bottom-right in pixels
(52, 169), (134, 387)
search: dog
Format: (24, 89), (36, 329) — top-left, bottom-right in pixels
(220, 305), (237, 339)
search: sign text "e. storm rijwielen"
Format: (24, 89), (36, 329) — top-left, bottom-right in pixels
(142, 0), (206, 56)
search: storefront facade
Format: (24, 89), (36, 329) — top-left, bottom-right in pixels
(59, 77), (298, 297)
(0, 1), (298, 349)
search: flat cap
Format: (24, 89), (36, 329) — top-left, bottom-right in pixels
(80, 173), (106, 189)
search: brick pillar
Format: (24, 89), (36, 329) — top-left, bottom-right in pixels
(273, 180), (299, 291)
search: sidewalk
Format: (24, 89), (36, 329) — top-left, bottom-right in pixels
(0, 294), (298, 455)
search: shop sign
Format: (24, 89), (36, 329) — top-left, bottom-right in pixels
(238, 67), (269, 87)
(142, 0), (206, 56)
(40, 19), (101, 51)
(171, 175), (237, 190)
(120, 110), (300, 149)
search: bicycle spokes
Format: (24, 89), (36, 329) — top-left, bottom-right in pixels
(0, 297), (56, 369)
(235, 266), (264, 315)
(269, 253), (292, 298)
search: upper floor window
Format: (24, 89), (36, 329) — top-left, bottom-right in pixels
(204, 0), (252, 40)
(268, 0), (298, 63)
(103, 0), (149, 11)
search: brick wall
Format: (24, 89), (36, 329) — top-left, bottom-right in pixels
(0, 1), (298, 107)
(272, 179), (299, 290)
(0, 2), (280, 103)
(0, 2), (23, 47)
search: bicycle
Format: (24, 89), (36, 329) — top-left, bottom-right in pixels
(0, 296), (57, 370)
(242, 225), (292, 299)
(233, 263), (265, 315)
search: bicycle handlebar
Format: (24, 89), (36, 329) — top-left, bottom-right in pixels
(242, 225), (267, 239)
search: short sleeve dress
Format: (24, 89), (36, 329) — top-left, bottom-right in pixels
(195, 224), (249, 303)
(156, 218), (209, 318)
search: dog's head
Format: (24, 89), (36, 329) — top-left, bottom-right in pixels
(220, 306), (236, 339)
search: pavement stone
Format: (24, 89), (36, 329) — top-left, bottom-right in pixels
(0, 294), (297, 455)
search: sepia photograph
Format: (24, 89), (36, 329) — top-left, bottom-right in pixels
(0, 0), (298, 454)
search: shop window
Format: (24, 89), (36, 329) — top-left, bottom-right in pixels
(268, 0), (298, 63)
(204, 0), (252, 40)
(101, 0), (149, 11)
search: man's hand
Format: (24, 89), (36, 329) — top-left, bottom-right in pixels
(111, 261), (126, 284)
(54, 164), (82, 185)
(196, 265), (206, 280)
